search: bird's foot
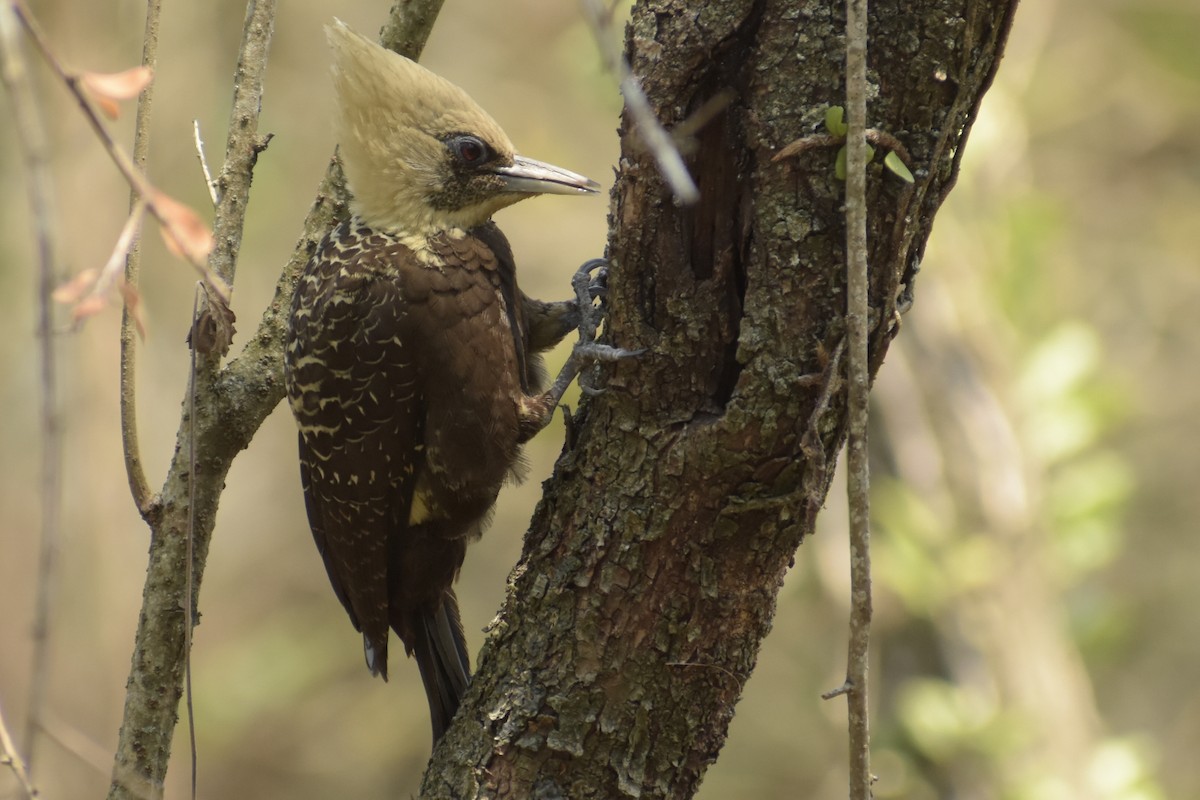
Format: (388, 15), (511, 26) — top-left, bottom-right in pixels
(522, 260), (610, 353)
(571, 258), (610, 343)
(569, 258), (642, 392)
(576, 257), (609, 300)
(518, 259), (642, 440)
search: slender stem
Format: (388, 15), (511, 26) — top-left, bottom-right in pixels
(578, 0), (698, 204)
(0, 697), (38, 799)
(207, 0), (277, 288)
(185, 285), (201, 800)
(0, 0), (62, 780)
(379, 0), (444, 59)
(121, 0), (161, 517)
(11, 0), (229, 300)
(843, 0), (874, 797)
(192, 120), (219, 206)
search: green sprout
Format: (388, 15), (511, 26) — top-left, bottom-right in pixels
(825, 105), (914, 184)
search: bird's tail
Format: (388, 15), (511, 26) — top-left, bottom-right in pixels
(412, 589), (471, 743)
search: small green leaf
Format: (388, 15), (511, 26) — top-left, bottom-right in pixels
(865, 143), (876, 164)
(885, 150), (915, 183)
(835, 146), (847, 180)
(825, 105), (848, 137)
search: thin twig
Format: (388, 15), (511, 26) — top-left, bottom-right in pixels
(799, 338), (847, 464)
(185, 283), (201, 800)
(842, 0), (874, 797)
(379, 0), (444, 59)
(0, 1), (62, 780)
(12, 0), (229, 301)
(772, 128), (914, 169)
(86, 200), (147, 315)
(206, 0), (277, 288)
(120, 0), (161, 517)
(670, 88), (735, 154)
(0, 697), (38, 798)
(39, 709), (113, 778)
(192, 120), (219, 206)
(178, 2), (281, 792)
(578, 0), (699, 205)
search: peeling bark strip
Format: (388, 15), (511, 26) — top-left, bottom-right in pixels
(421, 0), (1018, 798)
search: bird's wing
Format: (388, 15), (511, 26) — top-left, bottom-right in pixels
(286, 225), (423, 676)
(464, 221), (533, 392)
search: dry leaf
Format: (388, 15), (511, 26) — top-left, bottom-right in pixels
(52, 268), (99, 304)
(81, 66), (153, 120)
(95, 95), (121, 120)
(119, 282), (148, 340)
(71, 293), (110, 323)
(188, 282), (237, 356)
(152, 190), (214, 264)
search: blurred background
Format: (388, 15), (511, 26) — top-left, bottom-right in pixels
(0, 0), (1196, 797)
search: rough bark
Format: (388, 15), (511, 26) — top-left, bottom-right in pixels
(421, 0), (1018, 797)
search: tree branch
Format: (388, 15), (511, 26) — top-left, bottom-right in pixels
(0, 698), (38, 799)
(208, 0), (274, 288)
(579, 0), (699, 205)
(11, 0), (225, 299)
(0, 0), (62, 781)
(121, 0), (160, 518)
(841, 0), (874, 797)
(105, 3), (445, 797)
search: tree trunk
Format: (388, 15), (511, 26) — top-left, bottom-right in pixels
(421, 0), (1018, 797)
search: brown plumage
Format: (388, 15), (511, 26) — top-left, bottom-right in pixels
(284, 22), (599, 742)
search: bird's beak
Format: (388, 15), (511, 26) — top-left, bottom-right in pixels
(493, 155), (601, 196)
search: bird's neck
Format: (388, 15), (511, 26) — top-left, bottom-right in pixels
(348, 212), (474, 264)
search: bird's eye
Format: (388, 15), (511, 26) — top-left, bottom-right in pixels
(448, 135), (491, 167)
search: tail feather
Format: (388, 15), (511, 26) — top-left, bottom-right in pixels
(412, 589), (471, 743)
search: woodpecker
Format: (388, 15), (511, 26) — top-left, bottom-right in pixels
(284, 21), (607, 743)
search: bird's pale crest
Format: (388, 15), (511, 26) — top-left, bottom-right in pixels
(326, 21), (517, 234)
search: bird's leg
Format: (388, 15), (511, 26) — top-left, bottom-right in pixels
(522, 260), (611, 354)
(518, 259), (641, 440)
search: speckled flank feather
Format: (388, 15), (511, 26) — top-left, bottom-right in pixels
(284, 217), (555, 740)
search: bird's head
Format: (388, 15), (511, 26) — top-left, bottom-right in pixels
(326, 21), (599, 236)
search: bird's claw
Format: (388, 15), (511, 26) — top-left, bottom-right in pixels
(573, 258), (610, 317)
(575, 342), (644, 363)
(572, 337), (644, 398)
(573, 342), (643, 397)
(539, 258), (643, 406)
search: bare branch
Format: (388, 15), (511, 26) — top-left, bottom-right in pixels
(0, 697), (38, 798)
(578, 0), (699, 205)
(772, 128), (913, 170)
(206, 0), (276, 289)
(54, 201), (147, 328)
(842, 0), (874, 797)
(185, 283), (202, 800)
(379, 0), (445, 57)
(185, 0), (277, 362)
(192, 120), (219, 206)
(11, 0), (227, 301)
(39, 709), (112, 778)
(120, 0), (161, 516)
(0, 0), (63, 781)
